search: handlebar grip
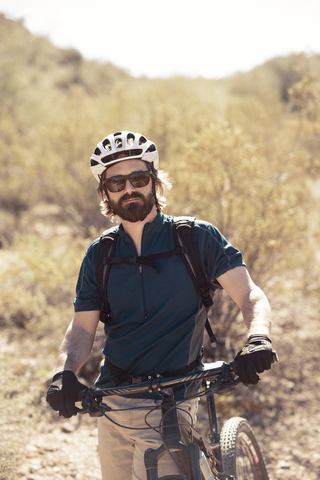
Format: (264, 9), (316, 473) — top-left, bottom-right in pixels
(230, 350), (278, 375)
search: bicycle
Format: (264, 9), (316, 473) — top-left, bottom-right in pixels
(76, 352), (278, 480)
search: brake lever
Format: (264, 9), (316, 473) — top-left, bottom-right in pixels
(76, 387), (111, 417)
(207, 364), (241, 394)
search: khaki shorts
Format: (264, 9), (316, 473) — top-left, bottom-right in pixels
(98, 395), (199, 480)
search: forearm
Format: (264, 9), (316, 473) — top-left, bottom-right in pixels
(55, 320), (96, 375)
(241, 286), (272, 339)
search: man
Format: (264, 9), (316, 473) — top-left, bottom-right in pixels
(47, 131), (273, 480)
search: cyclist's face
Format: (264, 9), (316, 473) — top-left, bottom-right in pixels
(105, 159), (156, 222)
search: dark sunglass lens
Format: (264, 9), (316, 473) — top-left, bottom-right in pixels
(105, 176), (126, 192)
(130, 172), (150, 188)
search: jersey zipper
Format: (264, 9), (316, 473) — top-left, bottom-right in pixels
(139, 264), (148, 320)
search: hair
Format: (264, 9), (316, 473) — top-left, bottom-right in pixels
(97, 163), (172, 219)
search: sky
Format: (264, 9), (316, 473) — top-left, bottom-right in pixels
(1, 0), (320, 79)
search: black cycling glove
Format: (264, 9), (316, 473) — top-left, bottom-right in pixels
(46, 370), (88, 418)
(234, 335), (273, 385)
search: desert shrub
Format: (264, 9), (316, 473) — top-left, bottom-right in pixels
(0, 229), (94, 331)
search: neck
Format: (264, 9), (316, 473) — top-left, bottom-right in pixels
(120, 206), (158, 256)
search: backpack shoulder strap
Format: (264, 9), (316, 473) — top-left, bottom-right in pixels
(96, 226), (120, 325)
(173, 216), (214, 308)
(173, 216), (218, 343)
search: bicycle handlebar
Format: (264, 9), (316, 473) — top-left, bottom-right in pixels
(77, 351), (278, 404)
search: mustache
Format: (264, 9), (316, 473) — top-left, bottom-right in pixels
(119, 192), (144, 203)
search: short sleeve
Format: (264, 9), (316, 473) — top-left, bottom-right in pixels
(73, 240), (101, 312)
(194, 221), (246, 281)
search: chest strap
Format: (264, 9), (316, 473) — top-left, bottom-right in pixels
(102, 246), (187, 274)
(106, 350), (203, 387)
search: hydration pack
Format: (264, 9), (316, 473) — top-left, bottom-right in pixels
(96, 216), (221, 343)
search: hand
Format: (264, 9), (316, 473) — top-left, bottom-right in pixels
(234, 335), (273, 385)
(46, 370), (88, 418)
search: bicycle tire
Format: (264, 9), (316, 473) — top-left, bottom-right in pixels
(220, 417), (269, 480)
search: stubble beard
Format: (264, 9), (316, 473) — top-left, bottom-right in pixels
(109, 192), (155, 222)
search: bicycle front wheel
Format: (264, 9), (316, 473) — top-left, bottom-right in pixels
(220, 417), (269, 480)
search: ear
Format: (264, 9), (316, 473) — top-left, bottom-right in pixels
(155, 181), (159, 192)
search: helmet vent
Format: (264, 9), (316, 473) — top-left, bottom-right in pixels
(94, 147), (101, 156)
(127, 132), (135, 146)
(139, 136), (147, 145)
(146, 144), (156, 152)
(90, 159), (99, 166)
(100, 148), (143, 164)
(102, 139), (112, 151)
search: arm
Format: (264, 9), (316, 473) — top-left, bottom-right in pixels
(217, 266), (273, 384)
(55, 310), (100, 374)
(217, 266), (271, 338)
(47, 310), (100, 417)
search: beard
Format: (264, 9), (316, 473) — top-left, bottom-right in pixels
(109, 191), (155, 222)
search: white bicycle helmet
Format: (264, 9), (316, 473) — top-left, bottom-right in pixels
(90, 131), (159, 182)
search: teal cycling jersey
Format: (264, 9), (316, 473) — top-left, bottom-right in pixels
(73, 212), (245, 398)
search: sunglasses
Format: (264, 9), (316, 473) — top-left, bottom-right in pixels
(103, 170), (151, 193)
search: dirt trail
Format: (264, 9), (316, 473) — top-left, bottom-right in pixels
(15, 416), (101, 480)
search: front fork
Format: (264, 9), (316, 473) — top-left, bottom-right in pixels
(144, 391), (201, 480)
(144, 391), (231, 480)
(206, 393), (234, 480)
(206, 392), (221, 466)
